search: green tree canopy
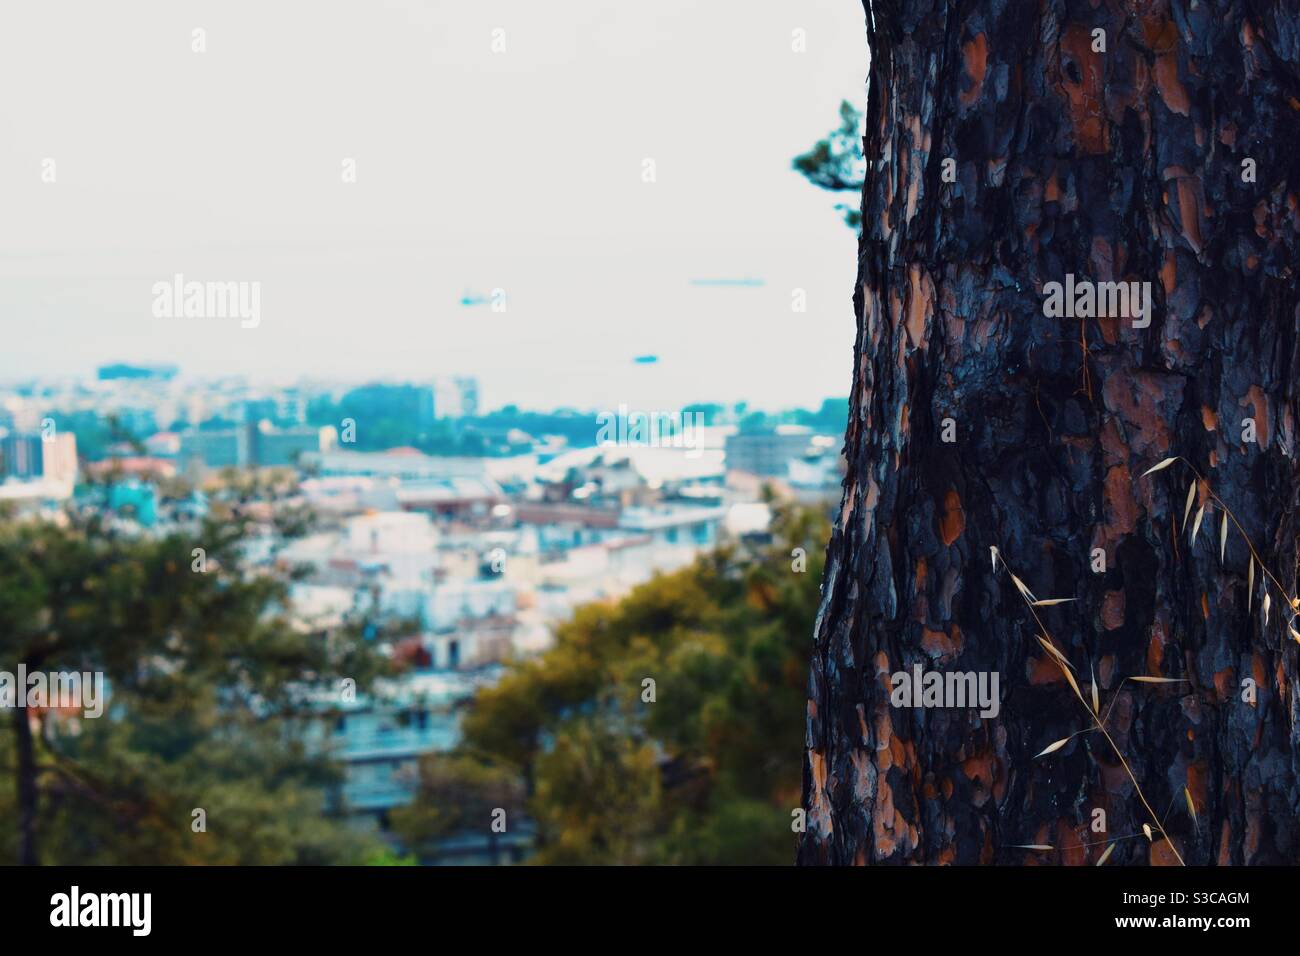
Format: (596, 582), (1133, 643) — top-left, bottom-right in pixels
(0, 508), (388, 864)
(395, 502), (829, 864)
(792, 99), (866, 230)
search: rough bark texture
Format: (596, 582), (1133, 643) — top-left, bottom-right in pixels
(801, 0), (1300, 865)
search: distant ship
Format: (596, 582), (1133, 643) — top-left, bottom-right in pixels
(688, 277), (765, 288)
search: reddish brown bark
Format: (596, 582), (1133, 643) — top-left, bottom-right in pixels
(802, 0), (1300, 865)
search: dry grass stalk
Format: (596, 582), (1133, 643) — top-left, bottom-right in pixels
(1143, 457), (1300, 647)
(996, 551), (1188, 866)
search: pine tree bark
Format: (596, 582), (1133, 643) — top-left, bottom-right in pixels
(801, 0), (1300, 865)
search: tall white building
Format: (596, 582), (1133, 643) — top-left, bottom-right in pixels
(433, 376), (480, 419)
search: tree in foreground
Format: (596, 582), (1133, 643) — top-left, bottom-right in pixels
(801, 1), (1300, 865)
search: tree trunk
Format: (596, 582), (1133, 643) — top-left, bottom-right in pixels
(13, 705), (39, 865)
(801, 0), (1300, 866)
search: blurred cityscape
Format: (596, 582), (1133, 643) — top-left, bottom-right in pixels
(0, 363), (845, 863)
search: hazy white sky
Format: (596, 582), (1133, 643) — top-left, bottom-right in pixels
(0, 0), (867, 412)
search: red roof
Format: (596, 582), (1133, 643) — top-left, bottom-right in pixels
(86, 457), (175, 478)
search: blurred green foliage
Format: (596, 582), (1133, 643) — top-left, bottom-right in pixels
(792, 99), (865, 231)
(0, 510), (389, 864)
(394, 502), (829, 865)
(0, 496), (831, 865)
